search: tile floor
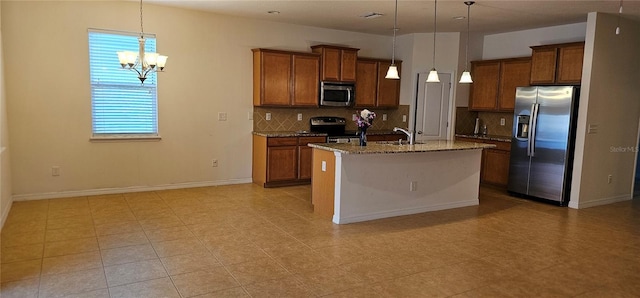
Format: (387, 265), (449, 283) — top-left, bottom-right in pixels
(0, 184), (639, 297)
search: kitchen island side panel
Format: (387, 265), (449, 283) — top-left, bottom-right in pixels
(333, 149), (482, 224)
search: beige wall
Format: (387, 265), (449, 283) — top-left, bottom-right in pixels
(570, 13), (640, 208)
(3, 1), (403, 199)
(0, 1), (12, 227)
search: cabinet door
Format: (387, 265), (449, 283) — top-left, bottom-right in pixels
(341, 50), (358, 82)
(267, 146), (298, 182)
(355, 60), (378, 107)
(469, 61), (500, 110)
(556, 44), (584, 84)
(530, 47), (558, 85)
(498, 59), (531, 111)
(320, 47), (341, 81)
(377, 61), (401, 107)
(481, 149), (511, 186)
(298, 146), (313, 180)
(292, 54), (320, 107)
(259, 51), (292, 106)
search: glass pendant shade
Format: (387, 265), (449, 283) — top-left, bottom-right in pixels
(427, 68), (440, 83)
(459, 70), (473, 83)
(385, 65), (400, 79)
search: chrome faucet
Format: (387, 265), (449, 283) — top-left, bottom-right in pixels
(393, 127), (414, 145)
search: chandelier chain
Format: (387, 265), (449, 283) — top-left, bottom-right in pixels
(140, 0), (144, 35)
(391, 0), (398, 65)
(432, 0), (437, 68)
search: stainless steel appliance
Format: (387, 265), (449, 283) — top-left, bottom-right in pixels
(320, 82), (354, 107)
(508, 86), (580, 205)
(309, 116), (359, 143)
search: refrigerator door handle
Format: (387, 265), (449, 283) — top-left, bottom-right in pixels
(529, 103), (540, 157)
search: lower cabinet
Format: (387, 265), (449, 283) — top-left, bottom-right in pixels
(457, 137), (511, 187)
(253, 135), (326, 187)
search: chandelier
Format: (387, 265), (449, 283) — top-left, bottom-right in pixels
(117, 0), (168, 83)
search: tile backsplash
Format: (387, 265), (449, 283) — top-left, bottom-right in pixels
(253, 105), (410, 132)
(455, 107), (513, 137)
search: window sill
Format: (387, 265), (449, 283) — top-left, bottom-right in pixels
(90, 135), (162, 142)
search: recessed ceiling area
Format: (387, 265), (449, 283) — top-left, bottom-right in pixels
(148, 0), (640, 35)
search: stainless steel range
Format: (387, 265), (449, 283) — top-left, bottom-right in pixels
(309, 116), (359, 143)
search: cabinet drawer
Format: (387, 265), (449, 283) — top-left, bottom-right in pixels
(268, 137), (298, 147)
(299, 136), (326, 145)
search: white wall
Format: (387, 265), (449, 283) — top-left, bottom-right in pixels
(569, 13), (640, 209)
(3, 1), (400, 199)
(0, 1), (12, 228)
(482, 23), (587, 60)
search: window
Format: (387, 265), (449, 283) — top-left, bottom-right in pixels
(88, 29), (159, 138)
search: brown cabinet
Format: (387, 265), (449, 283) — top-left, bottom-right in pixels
(311, 45), (359, 82)
(252, 49), (320, 107)
(456, 137), (511, 187)
(470, 57), (531, 112)
(366, 134), (406, 142)
(530, 42), (584, 85)
(253, 135), (326, 187)
(355, 58), (402, 108)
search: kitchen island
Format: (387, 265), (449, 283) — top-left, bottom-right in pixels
(309, 140), (495, 224)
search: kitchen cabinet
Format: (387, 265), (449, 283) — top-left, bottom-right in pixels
(311, 45), (359, 82)
(469, 57), (531, 112)
(252, 48), (320, 107)
(530, 42), (584, 85)
(456, 137), (511, 187)
(355, 58), (402, 108)
(253, 135), (326, 187)
(366, 133), (406, 142)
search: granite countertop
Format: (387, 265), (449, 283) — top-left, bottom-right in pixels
(455, 133), (512, 143)
(253, 130), (404, 138)
(308, 140), (495, 154)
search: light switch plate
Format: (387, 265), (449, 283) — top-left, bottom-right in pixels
(402, 115), (407, 122)
(266, 113), (271, 121)
(382, 114), (388, 121)
(500, 118), (505, 126)
(297, 113), (303, 121)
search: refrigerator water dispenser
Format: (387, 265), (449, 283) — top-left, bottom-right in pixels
(516, 115), (530, 138)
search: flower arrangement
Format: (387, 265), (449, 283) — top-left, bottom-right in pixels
(356, 109), (376, 130)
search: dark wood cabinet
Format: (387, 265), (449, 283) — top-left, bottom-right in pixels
(456, 137), (511, 187)
(470, 57), (531, 112)
(530, 42), (584, 85)
(253, 135), (326, 187)
(355, 58), (401, 108)
(311, 45), (359, 82)
(252, 49), (320, 107)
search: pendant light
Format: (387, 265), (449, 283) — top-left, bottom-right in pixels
(459, 1), (475, 83)
(385, 0), (400, 79)
(426, 0), (440, 83)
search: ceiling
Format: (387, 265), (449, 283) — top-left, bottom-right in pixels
(148, 0), (640, 35)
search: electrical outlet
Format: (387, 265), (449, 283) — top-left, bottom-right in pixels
(382, 114), (388, 121)
(211, 159), (218, 167)
(52, 166), (60, 176)
(218, 112), (227, 121)
(321, 161), (327, 172)
(608, 174), (612, 184)
(352, 114), (357, 121)
(402, 115), (407, 122)
(410, 181), (417, 191)
(500, 118), (506, 126)
(265, 113), (271, 121)
(297, 113), (303, 121)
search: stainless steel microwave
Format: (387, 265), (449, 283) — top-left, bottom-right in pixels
(320, 81), (354, 107)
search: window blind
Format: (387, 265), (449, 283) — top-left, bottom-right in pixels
(88, 30), (158, 136)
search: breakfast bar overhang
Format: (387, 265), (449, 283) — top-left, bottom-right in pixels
(310, 141), (495, 224)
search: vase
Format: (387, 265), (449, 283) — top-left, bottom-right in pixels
(359, 128), (367, 146)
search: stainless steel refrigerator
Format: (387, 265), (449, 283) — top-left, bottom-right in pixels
(508, 86), (579, 205)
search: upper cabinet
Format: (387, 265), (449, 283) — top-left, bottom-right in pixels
(355, 58), (401, 108)
(469, 57), (531, 112)
(253, 49), (320, 107)
(530, 42), (584, 85)
(311, 45), (359, 82)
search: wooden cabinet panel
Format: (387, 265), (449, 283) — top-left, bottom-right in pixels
(257, 51), (291, 106)
(341, 50), (358, 82)
(377, 61), (401, 107)
(482, 149), (511, 186)
(498, 58), (531, 111)
(267, 146), (298, 182)
(298, 146), (313, 180)
(292, 54), (320, 106)
(312, 45), (359, 82)
(267, 137), (298, 146)
(355, 60), (378, 107)
(557, 44), (584, 84)
(530, 48), (558, 85)
(470, 61), (500, 110)
(320, 47), (341, 81)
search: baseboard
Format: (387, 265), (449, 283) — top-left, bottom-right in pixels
(12, 178), (253, 201)
(568, 194), (631, 209)
(334, 199), (479, 224)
